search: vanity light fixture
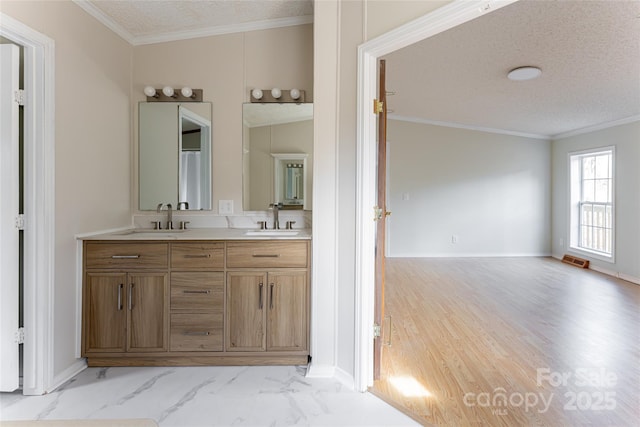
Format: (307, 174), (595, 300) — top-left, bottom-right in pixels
(251, 89), (263, 100)
(143, 86), (158, 98)
(144, 86), (203, 102)
(250, 88), (306, 103)
(507, 66), (542, 81)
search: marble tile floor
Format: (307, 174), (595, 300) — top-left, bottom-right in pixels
(1, 366), (420, 427)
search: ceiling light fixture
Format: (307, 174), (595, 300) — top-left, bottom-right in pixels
(507, 66), (542, 81)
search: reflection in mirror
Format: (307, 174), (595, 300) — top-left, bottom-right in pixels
(243, 103), (313, 211)
(139, 102), (212, 210)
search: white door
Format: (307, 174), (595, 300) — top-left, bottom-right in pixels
(0, 43), (21, 392)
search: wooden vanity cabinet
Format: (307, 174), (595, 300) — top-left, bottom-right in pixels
(226, 241), (309, 356)
(169, 242), (224, 352)
(82, 239), (309, 366)
(82, 242), (169, 356)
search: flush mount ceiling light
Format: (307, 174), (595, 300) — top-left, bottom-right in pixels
(507, 66), (542, 81)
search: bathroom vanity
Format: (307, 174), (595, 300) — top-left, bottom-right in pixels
(81, 229), (310, 367)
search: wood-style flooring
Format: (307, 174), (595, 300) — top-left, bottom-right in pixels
(372, 257), (640, 426)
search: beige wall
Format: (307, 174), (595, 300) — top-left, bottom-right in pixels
(133, 24), (313, 214)
(0, 1), (133, 379)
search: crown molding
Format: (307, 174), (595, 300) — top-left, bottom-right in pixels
(73, 1), (312, 45)
(551, 115), (640, 139)
(133, 15), (313, 46)
(387, 114), (550, 140)
(73, 0), (136, 44)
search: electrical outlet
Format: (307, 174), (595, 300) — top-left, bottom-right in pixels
(219, 200), (233, 215)
(402, 193), (410, 201)
(452, 234), (459, 244)
(559, 238), (564, 247)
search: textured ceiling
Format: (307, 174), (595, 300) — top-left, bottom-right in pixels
(383, 0), (640, 138)
(76, 0), (313, 44)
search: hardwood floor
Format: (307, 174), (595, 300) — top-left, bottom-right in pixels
(372, 257), (640, 426)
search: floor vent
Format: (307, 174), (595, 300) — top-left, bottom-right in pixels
(562, 254), (590, 269)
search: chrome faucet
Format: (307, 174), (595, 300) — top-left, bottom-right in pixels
(156, 203), (173, 230)
(269, 202), (282, 230)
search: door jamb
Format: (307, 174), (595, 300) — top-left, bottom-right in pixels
(0, 12), (56, 396)
(354, 0), (517, 392)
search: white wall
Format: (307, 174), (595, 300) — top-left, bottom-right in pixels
(1, 1), (133, 383)
(387, 119), (551, 257)
(551, 121), (640, 282)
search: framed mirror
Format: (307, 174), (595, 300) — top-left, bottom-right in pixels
(242, 103), (313, 211)
(139, 102), (212, 210)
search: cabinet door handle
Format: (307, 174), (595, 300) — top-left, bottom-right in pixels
(128, 283), (134, 310)
(118, 284), (123, 310)
(111, 255), (140, 259)
(183, 289), (211, 294)
(258, 283), (264, 309)
(252, 254), (280, 258)
(183, 254), (211, 258)
(183, 331), (210, 336)
(269, 283), (274, 309)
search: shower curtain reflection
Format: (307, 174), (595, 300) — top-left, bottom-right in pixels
(180, 151), (202, 210)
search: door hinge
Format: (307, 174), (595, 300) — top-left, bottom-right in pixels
(15, 327), (25, 344)
(373, 323), (381, 338)
(15, 214), (25, 230)
(14, 89), (25, 106)
(373, 99), (384, 114)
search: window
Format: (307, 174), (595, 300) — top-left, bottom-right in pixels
(569, 148), (614, 259)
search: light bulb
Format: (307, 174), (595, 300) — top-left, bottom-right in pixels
(252, 89), (263, 100)
(162, 86), (175, 97)
(271, 88), (282, 99)
(290, 88), (300, 100)
(143, 86), (157, 97)
(181, 87), (193, 98)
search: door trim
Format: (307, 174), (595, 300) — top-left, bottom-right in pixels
(0, 12), (56, 395)
(354, 0), (518, 392)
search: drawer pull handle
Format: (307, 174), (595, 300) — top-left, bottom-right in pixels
(183, 290), (211, 294)
(128, 283), (134, 310)
(183, 331), (210, 336)
(183, 254), (211, 259)
(252, 254), (280, 258)
(259, 283), (264, 309)
(111, 255), (140, 259)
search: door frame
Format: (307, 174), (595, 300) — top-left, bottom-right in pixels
(353, 0), (517, 392)
(0, 12), (56, 395)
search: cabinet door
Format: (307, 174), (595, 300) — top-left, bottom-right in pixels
(267, 271), (308, 351)
(85, 273), (126, 353)
(226, 272), (266, 351)
(127, 273), (168, 352)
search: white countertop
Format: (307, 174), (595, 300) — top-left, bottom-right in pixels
(80, 228), (311, 241)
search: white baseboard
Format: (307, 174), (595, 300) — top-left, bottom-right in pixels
(388, 252), (551, 258)
(334, 366), (355, 390)
(49, 359), (87, 393)
(551, 254), (640, 285)
(305, 363), (335, 379)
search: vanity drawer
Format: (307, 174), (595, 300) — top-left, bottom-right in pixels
(170, 272), (224, 311)
(171, 242), (224, 269)
(85, 242), (168, 270)
(170, 313), (223, 352)
(226, 241), (308, 268)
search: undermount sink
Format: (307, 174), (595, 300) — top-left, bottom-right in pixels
(244, 229), (300, 236)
